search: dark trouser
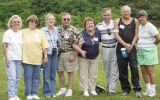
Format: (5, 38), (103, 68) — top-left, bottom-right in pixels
(116, 45), (141, 93)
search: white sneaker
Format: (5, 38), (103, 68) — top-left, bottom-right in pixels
(90, 90), (97, 96)
(26, 95), (32, 100)
(56, 88), (67, 96)
(84, 90), (89, 96)
(65, 89), (72, 97)
(8, 97), (15, 100)
(15, 96), (21, 100)
(148, 91), (156, 97)
(31, 95), (40, 99)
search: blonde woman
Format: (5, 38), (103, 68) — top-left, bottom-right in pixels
(2, 15), (22, 100)
(41, 13), (59, 97)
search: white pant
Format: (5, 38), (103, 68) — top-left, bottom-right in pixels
(6, 60), (22, 97)
(102, 47), (119, 93)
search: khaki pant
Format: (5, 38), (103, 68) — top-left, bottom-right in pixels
(78, 57), (98, 91)
(58, 51), (78, 72)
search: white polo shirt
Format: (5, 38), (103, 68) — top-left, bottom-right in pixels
(96, 20), (116, 46)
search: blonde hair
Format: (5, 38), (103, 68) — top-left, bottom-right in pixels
(45, 13), (55, 25)
(7, 15), (22, 29)
(121, 5), (131, 13)
(101, 8), (112, 14)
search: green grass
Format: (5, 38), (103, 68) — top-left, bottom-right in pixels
(0, 30), (160, 100)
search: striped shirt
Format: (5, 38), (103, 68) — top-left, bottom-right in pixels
(96, 20), (116, 46)
(138, 22), (159, 48)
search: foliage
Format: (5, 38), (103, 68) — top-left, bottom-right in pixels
(0, 0), (160, 28)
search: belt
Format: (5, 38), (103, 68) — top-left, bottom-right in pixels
(60, 50), (73, 53)
(102, 45), (116, 48)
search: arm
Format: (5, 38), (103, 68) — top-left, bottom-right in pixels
(2, 43), (10, 67)
(155, 34), (160, 45)
(114, 19), (132, 52)
(42, 48), (48, 64)
(131, 19), (139, 46)
(72, 43), (86, 58)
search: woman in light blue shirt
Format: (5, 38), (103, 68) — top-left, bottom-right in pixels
(41, 13), (59, 97)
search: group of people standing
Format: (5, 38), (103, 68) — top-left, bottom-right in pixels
(2, 5), (160, 100)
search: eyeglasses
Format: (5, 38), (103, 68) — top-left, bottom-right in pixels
(12, 21), (20, 24)
(63, 18), (70, 21)
(30, 21), (37, 24)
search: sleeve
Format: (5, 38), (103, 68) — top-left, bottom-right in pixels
(77, 32), (84, 45)
(73, 27), (80, 44)
(148, 23), (159, 36)
(40, 31), (49, 49)
(2, 31), (10, 43)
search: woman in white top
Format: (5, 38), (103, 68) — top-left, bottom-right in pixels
(137, 10), (160, 97)
(2, 15), (22, 100)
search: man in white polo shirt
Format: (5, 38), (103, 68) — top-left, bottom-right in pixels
(96, 8), (119, 96)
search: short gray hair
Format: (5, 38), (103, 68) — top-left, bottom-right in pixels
(121, 5), (131, 13)
(137, 10), (148, 19)
(7, 15), (22, 29)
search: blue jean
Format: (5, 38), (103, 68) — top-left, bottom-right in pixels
(6, 60), (22, 97)
(43, 54), (58, 96)
(23, 63), (40, 96)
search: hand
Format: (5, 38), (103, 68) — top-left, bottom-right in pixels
(5, 58), (10, 68)
(43, 57), (48, 64)
(124, 43), (133, 53)
(80, 50), (86, 58)
(68, 53), (75, 62)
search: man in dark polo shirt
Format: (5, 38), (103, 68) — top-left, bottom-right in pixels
(114, 5), (142, 98)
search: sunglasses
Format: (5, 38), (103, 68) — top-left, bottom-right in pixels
(63, 18), (70, 21)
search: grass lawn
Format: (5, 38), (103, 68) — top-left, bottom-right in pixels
(0, 30), (160, 100)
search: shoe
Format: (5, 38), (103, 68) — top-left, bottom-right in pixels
(109, 92), (116, 96)
(148, 91), (156, 97)
(26, 95), (32, 100)
(56, 88), (67, 96)
(31, 95), (40, 99)
(65, 89), (72, 96)
(84, 90), (89, 96)
(121, 92), (129, 96)
(52, 95), (56, 98)
(8, 97), (15, 100)
(135, 92), (142, 98)
(143, 89), (150, 96)
(90, 90), (97, 96)
(15, 96), (21, 100)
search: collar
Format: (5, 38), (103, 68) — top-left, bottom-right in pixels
(102, 20), (113, 28)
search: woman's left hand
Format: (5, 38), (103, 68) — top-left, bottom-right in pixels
(43, 57), (48, 64)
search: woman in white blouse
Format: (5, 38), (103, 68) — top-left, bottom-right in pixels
(137, 10), (160, 97)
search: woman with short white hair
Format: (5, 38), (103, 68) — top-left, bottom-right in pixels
(2, 15), (22, 100)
